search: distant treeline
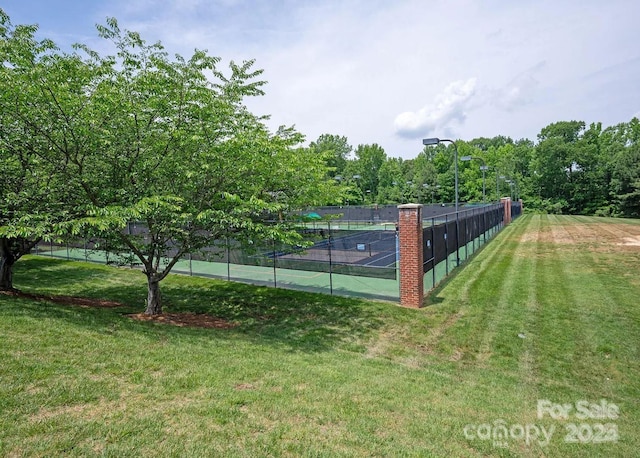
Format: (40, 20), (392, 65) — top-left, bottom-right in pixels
(311, 118), (640, 217)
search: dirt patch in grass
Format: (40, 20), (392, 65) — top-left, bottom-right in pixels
(127, 312), (237, 329)
(520, 222), (640, 252)
(2, 289), (236, 329)
(30, 402), (99, 423)
(618, 236), (640, 246)
(234, 383), (256, 390)
(0, 289), (124, 308)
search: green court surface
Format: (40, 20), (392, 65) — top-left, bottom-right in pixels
(36, 223), (499, 303)
(34, 247), (400, 302)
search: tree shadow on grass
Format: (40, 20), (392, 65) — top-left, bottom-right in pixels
(162, 278), (388, 352)
(7, 257), (387, 353)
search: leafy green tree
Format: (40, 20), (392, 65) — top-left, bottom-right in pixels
(567, 122), (609, 214)
(351, 143), (386, 203)
(428, 144), (457, 204)
(509, 139), (534, 206)
(530, 121), (586, 212)
(0, 10), (76, 290)
(454, 142), (485, 203)
(308, 134), (352, 178)
(604, 118), (640, 216)
(412, 151), (438, 201)
(5, 17), (336, 314)
(0, 117), (55, 289)
(339, 160), (365, 205)
(0, 135), (45, 289)
(376, 157), (405, 204)
(530, 120), (611, 214)
(469, 135), (514, 151)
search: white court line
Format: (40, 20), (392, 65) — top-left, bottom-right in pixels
(229, 264), (324, 279)
(362, 251), (397, 267)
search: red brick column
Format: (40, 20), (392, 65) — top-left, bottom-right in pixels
(398, 204), (424, 308)
(501, 197), (512, 225)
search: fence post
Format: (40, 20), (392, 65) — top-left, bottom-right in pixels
(445, 214), (449, 275)
(483, 209), (487, 243)
(226, 238), (231, 281)
(431, 218), (436, 289)
(328, 221), (333, 295)
(397, 204), (424, 308)
(455, 216), (460, 267)
(501, 197), (512, 225)
(272, 239), (277, 288)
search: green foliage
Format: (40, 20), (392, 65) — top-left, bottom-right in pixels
(307, 133), (352, 178)
(376, 157), (405, 204)
(350, 143), (387, 203)
(0, 11), (336, 309)
(4, 5), (640, 302)
(0, 10), (79, 288)
(320, 116), (639, 217)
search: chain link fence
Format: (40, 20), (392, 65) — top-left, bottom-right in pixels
(34, 203), (520, 302)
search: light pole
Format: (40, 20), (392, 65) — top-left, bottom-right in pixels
(507, 179), (519, 201)
(424, 184), (440, 204)
(423, 138), (459, 212)
(505, 179), (514, 200)
(352, 174), (361, 205)
(480, 165), (488, 202)
(498, 175), (506, 199)
(460, 155), (487, 203)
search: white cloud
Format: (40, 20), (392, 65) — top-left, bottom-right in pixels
(393, 78), (478, 139)
(5, 0), (640, 158)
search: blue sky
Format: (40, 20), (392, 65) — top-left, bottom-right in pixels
(3, 0), (640, 158)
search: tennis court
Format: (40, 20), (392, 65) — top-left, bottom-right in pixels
(34, 244), (401, 301)
(277, 229), (398, 269)
(32, 203), (513, 303)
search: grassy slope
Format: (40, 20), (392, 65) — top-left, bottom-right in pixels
(0, 214), (638, 457)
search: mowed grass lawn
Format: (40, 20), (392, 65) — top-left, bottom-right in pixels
(1, 214), (639, 457)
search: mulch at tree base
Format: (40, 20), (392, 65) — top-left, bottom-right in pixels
(127, 312), (237, 329)
(2, 289), (236, 329)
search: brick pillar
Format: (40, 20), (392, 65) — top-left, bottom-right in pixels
(501, 197), (512, 225)
(398, 204), (424, 308)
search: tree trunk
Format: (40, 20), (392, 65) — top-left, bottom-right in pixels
(144, 274), (163, 315)
(0, 254), (15, 291)
(0, 239), (16, 291)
